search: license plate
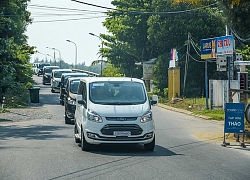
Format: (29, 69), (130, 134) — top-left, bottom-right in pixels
(114, 131), (131, 136)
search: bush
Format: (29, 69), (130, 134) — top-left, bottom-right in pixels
(1, 82), (30, 108)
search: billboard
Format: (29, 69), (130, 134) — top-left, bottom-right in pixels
(201, 38), (216, 59)
(224, 103), (245, 133)
(143, 63), (154, 80)
(216, 35), (234, 55)
(201, 35), (234, 59)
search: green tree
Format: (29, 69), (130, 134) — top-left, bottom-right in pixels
(103, 0), (156, 78)
(102, 64), (124, 77)
(173, 0), (250, 37)
(147, 0), (225, 97)
(0, 0), (35, 106)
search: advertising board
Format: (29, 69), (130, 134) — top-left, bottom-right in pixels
(201, 35), (234, 59)
(224, 103), (245, 133)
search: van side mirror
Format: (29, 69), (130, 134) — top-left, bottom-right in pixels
(78, 100), (86, 106)
(151, 95), (158, 106)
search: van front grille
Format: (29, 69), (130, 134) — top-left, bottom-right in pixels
(105, 117), (137, 121)
(101, 124), (143, 135)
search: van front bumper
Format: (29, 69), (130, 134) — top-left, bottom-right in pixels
(85, 131), (154, 144)
(83, 122), (155, 145)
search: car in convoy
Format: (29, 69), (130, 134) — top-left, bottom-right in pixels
(35, 63), (50, 76)
(60, 73), (88, 105)
(42, 66), (60, 85)
(51, 69), (72, 93)
(64, 77), (82, 124)
(74, 77), (158, 151)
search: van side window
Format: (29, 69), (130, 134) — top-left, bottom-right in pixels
(77, 81), (83, 96)
(65, 80), (69, 93)
(77, 81), (87, 107)
(82, 82), (87, 105)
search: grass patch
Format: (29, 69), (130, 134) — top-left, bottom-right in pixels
(192, 109), (225, 120)
(162, 97), (225, 120)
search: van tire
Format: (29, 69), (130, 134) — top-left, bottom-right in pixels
(60, 98), (64, 106)
(144, 136), (155, 151)
(74, 125), (81, 143)
(65, 113), (71, 124)
(81, 128), (91, 151)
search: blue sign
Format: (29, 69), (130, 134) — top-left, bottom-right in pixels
(224, 103), (245, 133)
(216, 35), (234, 55)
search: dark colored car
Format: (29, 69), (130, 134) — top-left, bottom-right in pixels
(37, 63), (50, 76)
(60, 73), (88, 105)
(64, 77), (82, 124)
(42, 66), (60, 85)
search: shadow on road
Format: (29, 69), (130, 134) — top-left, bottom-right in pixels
(0, 124), (70, 140)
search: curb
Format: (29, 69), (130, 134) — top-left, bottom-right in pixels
(158, 103), (211, 120)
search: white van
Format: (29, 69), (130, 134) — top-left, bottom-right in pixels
(74, 77), (158, 151)
(51, 69), (72, 93)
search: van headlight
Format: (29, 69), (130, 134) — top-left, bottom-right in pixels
(87, 109), (103, 123)
(140, 110), (152, 123)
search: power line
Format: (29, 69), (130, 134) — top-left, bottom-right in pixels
(71, 0), (116, 10)
(71, 0), (218, 15)
(31, 16), (107, 23)
(28, 4), (107, 13)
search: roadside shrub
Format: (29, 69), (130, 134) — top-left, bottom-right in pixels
(163, 88), (168, 98)
(1, 82), (30, 108)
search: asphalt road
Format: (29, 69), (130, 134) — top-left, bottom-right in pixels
(0, 75), (249, 180)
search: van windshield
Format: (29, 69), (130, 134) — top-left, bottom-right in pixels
(45, 67), (58, 73)
(89, 81), (147, 105)
(64, 74), (88, 86)
(54, 71), (72, 78)
(39, 63), (50, 69)
(70, 80), (80, 94)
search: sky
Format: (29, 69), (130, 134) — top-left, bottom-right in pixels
(26, 0), (113, 66)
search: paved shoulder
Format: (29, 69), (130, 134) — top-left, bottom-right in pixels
(0, 106), (53, 124)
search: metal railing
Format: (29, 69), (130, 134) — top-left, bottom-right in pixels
(71, 69), (100, 77)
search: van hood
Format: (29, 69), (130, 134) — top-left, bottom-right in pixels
(89, 103), (150, 117)
(69, 93), (76, 99)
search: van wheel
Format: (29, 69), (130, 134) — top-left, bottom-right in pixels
(74, 125), (81, 143)
(81, 128), (91, 151)
(65, 112), (71, 124)
(144, 136), (155, 151)
(60, 99), (64, 106)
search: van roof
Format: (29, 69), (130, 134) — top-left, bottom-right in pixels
(52, 69), (72, 72)
(61, 72), (88, 77)
(44, 66), (59, 69)
(79, 77), (143, 83)
(67, 77), (83, 81)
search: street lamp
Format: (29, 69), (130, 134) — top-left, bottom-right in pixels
(46, 46), (61, 68)
(53, 48), (62, 68)
(47, 54), (53, 64)
(38, 51), (47, 62)
(66, 39), (77, 69)
(89, 32), (103, 76)
(46, 47), (56, 66)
